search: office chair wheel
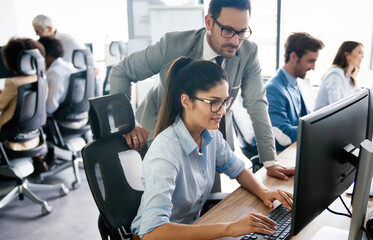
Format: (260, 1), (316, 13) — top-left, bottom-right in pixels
(41, 202), (52, 215)
(59, 184), (69, 196)
(72, 181), (80, 190)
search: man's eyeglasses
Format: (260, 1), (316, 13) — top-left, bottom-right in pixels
(211, 15), (252, 40)
(194, 96), (233, 113)
(34, 27), (47, 35)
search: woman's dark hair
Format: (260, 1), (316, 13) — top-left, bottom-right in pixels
(155, 57), (228, 137)
(38, 36), (64, 59)
(208, 0), (251, 18)
(332, 41), (363, 87)
(1, 37), (45, 75)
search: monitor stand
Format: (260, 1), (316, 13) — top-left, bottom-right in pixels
(313, 140), (373, 240)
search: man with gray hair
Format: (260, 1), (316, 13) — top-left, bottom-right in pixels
(32, 14), (85, 64)
(32, 14), (104, 96)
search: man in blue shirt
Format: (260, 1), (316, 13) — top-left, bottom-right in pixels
(265, 32), (324, 151)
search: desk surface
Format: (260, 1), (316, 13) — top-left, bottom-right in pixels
(194, 142), (373, 239)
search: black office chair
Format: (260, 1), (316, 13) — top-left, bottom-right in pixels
(39, 48), (94, 189)
(82, 93), (143, 240)
(0, 49), (68, 215)
(103, 41), (127, 95)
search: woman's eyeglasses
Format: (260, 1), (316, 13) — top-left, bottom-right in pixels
(194, 96), (233, 113)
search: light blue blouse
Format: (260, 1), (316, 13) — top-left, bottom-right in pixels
(315, 67), (359, 110)
(131, 116), (245, 237)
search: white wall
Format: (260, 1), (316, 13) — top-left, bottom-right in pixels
(1, 0), (129, 61)
(0, 1), (18, 45)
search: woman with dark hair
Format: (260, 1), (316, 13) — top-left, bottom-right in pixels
(0, 37), (48, 173)
(131, 57), (293, 239)
(315, 41), (364, 110)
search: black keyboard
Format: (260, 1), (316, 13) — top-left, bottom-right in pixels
(240, 204), (292, 240)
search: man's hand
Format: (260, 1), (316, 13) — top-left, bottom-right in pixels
(123, 125), (150, 151)
(266, 164), (295, 181)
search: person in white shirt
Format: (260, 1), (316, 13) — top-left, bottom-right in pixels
(38, 36), (76, 115)
(315, 41), (364, 110)
(32, 14), (85, 63)
(38, 36), (87, 166)
(32, 14), (104, 97)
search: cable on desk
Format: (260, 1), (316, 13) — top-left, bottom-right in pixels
(362, 227), (373, 240)
(326, 196), (352, 218)
(327, 196), (373, 239)
(327, 207), (352, 218)
(339, 195), (352, 216)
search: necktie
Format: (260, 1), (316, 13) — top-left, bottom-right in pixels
(215, 56), (224, 67)
(215, 56), (226, 139)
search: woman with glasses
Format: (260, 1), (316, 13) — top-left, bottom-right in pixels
(131, 57), (293, 240)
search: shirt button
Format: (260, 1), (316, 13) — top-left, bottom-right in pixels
(199, 200), (202, 204)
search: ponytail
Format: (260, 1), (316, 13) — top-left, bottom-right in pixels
(155, 57), (192, 137)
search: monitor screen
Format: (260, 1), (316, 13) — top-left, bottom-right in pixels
(291, 88), (372, 236)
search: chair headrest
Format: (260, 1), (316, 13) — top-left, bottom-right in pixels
(109, 41), (127, 58)
(17, 49), (45, 76)
(72, 48), (94, 69)
(88, 93), (135, 139)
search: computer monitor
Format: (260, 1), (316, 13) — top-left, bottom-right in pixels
(291, 88), (373, 238)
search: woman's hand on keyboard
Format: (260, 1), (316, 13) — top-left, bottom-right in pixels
(227, 212), (277, 237)
(260, 189), (293, 210)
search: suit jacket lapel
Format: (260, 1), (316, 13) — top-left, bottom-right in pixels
(188, 29), (205, 59)
(297, 81), (312, 114)
(278, 70), (301, 117)
(225, 56), (240, 94)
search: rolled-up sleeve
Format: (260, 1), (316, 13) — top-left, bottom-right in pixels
(214, 131), (245, 179)
(132, 157), (178, 237)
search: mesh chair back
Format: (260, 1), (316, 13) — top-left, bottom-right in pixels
(53, 48), (94, 122)
(0, 49), (47, 158)
(103, 41), (127, 95)
(82, 93), (143, 239)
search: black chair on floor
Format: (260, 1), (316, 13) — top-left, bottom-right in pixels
(82, 93), (143, 239)
(0, 49), (68, 215)
(39, 48), (94, 189)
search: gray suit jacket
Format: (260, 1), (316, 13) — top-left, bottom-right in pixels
(110, 28), (276, 162)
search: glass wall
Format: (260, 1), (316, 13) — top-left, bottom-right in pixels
(204, 0), (373, 88)
(280, 0), (373, 88)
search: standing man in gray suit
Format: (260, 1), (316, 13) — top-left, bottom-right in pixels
(110, 0), (295, 180)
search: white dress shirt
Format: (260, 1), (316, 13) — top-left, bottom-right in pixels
(46, 57), (76, 114)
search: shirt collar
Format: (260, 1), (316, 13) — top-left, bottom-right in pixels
(48, 57), (63, 70)
(203, 32), (219, 61)
(281, 67), (298, 88)
(174, 115), (212, 155)
(202, 32), (226, 68)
